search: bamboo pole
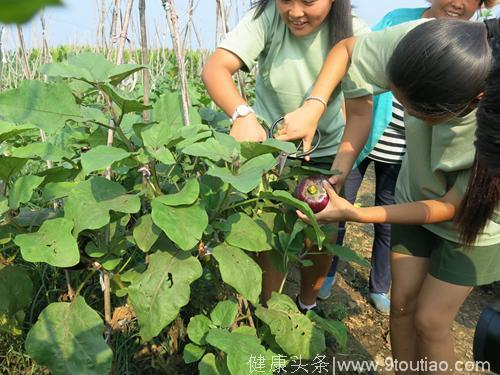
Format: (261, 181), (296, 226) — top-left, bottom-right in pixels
(0, 27), (5, 90)
(216, 0), (247, 101)
(108, 0), (121, 59)
(161, 0), (191, 126)
(116, 0), (134, 65)
(16, 26), (32, 80)
(97, 0), (107, 52)
(40, 10), (51, 64)
(138, 0), (150, 122)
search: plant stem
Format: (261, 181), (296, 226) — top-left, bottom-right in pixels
(222, 198), (259, 212)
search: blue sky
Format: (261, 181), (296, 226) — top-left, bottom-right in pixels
(2, 0), (499, 50)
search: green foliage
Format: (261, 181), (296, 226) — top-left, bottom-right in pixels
(127, 250), (202, 340)
(0, 51), (358, 373)
(25, 296), (113, 375)
(0, 0), (62, 23)
(255, 293), (325, 358)
(14, 218), (79, 267)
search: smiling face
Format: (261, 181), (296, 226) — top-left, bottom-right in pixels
(276, 0), (334, 37)
(426, 0), (482, 20)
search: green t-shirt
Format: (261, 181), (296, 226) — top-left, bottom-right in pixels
(219, 3), (370, 158)
(342, 19), (500, 246)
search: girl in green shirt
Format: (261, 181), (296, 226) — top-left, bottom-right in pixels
(202, 0), (370, 313)
(281, 18), (500, 374)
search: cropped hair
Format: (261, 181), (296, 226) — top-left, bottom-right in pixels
(387, 19), (492, 119)
(252, 0), (353, 47)
(455, 20), (500, 245)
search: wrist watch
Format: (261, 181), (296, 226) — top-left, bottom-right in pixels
(231, 104), (254, 122)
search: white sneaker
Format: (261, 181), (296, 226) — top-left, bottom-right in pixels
(317, 275), (336, 300)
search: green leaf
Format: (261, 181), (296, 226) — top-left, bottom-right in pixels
(0, 122), (36, 143)
(8, 175), (45, 210)
(128, 250), (202, 340)
(240, 139), (296, 160)
(0, 266), (33, 316)
(198, 353), (230, 375)
(100, 83), (150, 114)
(0, 81), (81, 133)
(14, 218), (80, 267)
(64, 177), (141, 234)
(208, 154), (276, 193)
(152, 91), (201, 127)
(323, 243), (371, 268)
(210, 300), (238, 328)
(80, 145), (130, 175)
(183, 343), (205, 364)
(212, 243), (262, 304)
(0, 197), (8, 218)
(133, 214), (161, 252)
(0, 157), (28, 182)
(151, 200), (208, 251)
(255, 293), (325, 358)
(25, 296), (113, 375)
(307, 310), (348, 349)
(182, 137), (238, 163)
(42, 182), (79, 201)
(155, 179), (199, 206)
(223, 213), (271, 252)
(206, 328), (274, 374)
(0, 0), (62, 24)
(108, 64), (147, 85)
(40, 53), (144, 85)
(187, 315), (213, 346)
(10, 142), (70, 162)
(261, 190), (325, 249)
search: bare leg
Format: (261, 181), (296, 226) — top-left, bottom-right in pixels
(414, 275), (472, 375)
(390, 252), (429, 374)
(300, 229), (337, 305)
(254, 251), (286, 305)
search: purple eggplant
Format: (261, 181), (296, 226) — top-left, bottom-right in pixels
(294, 176), (329, 213)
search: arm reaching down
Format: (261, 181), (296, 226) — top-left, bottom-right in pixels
(297, 180), (462, 225)
(202, 48), (267, 142)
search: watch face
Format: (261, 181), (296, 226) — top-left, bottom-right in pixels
(237, 105), (250, 116)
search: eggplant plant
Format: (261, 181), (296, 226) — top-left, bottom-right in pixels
(0, 53), (369, 374)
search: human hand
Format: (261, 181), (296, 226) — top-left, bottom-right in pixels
(296, 180), (358, 224)
(229, 114), (267, 142)
(327, 173), (346, 194)
(274, 100), (324, 161)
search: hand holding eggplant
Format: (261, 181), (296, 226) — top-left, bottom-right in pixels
(296, 179), (359, 224)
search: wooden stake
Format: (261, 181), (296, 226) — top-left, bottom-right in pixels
(161, 0), (191, 126)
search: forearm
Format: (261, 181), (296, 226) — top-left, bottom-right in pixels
(310, 37), (356, 102)
(352, 200), (458, 225)
(202, 50), (247, 116)
(331, 96), (373, 178)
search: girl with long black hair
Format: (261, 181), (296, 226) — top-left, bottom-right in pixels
(283, 17), (500, 374)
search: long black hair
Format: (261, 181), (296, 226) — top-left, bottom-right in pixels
(455, 19), (500, 245)
(387, 19), (492, 119)
(252, 0), (353, 48)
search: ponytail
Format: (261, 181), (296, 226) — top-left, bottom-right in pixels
(252, 0), (354, 47)
(455, 159), (500, 246)
(455, 18), (500, 246)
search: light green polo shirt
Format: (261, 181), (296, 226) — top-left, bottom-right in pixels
(342, 19), (500, 246)
(219, 3), (370, 158)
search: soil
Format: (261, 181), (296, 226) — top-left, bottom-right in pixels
(285, 163), (500, 375)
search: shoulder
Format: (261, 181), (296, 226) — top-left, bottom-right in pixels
(351, 11), (371, 35)
(373, 8), (427, 31)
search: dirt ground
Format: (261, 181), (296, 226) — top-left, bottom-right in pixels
(286, 163), (500, 375)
